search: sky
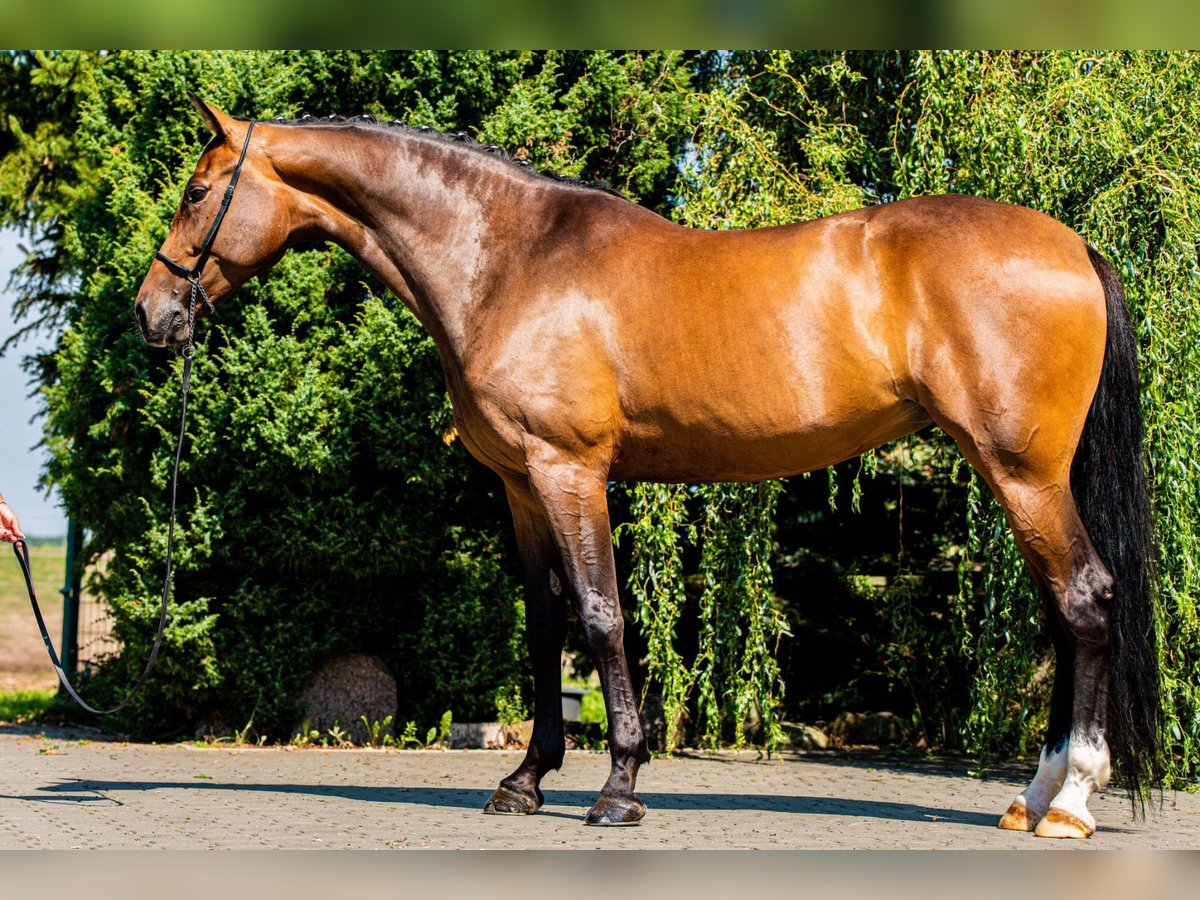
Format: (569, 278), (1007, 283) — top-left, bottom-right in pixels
(0, 226), (67, 538)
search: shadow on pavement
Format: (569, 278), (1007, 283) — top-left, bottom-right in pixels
(2, 779), (1002, 827)
(673, 750), (1035, 786)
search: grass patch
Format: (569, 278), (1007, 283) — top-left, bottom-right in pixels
(0, 689), (58, 723)
(0, 539), (65, 613)
(578, 685), (607, 731)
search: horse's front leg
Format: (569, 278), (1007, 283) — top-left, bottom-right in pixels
(484, 482), (568, 815)
(523, 444), (650, 825)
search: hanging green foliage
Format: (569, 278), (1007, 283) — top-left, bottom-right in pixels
(619, 483), (693, 748)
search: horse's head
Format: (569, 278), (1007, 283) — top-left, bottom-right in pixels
(136, 95), (290, 347)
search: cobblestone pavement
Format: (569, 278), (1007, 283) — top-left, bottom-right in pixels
(0, 727), (1196, 850)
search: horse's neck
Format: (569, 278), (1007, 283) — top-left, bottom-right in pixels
(272, 127), (546, 356)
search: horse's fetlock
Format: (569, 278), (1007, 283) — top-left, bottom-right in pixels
(538, 751), (565, 776)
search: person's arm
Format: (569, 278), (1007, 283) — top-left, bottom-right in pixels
(0, 493), (25, 543)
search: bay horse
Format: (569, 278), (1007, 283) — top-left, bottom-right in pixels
(135, 96), (1159, 838)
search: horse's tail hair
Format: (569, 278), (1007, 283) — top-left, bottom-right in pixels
(1071, 245), (1161, 809)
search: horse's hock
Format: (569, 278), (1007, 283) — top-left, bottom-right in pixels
(294, 654), (397, 743)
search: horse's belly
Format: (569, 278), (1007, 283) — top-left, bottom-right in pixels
(610, 396), (930, 483)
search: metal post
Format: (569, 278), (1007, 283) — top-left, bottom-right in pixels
(59, 519), (84, 677)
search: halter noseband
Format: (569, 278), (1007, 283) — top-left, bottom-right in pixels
(156, 119), (257, 349)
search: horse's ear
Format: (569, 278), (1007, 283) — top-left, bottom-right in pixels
(188, 92), (234, 140)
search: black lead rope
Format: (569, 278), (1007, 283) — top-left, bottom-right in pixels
(11, 120), (257, 714)
(12, 347), (194, 714)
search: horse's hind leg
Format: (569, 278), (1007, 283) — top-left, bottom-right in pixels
(982, 473), (1114, 838)
(484, 482), (568, 815)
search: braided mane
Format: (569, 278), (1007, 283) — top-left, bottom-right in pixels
(244, 113), (629, 200)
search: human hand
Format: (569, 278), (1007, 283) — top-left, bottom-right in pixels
(0, 498), (25, 544)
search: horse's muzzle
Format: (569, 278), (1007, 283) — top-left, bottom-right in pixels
(135, 299), (186, 348)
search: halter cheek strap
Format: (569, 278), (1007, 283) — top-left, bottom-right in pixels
(156, 119), (256, 346)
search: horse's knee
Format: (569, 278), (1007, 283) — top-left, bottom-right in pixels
(1057, 563), (1114, 648)
(576, 587), (625, 656)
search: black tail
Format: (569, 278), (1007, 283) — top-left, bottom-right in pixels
(1071, 245), (1161, 806)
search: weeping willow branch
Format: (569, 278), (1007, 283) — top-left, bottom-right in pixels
(621, 481), (788, 752)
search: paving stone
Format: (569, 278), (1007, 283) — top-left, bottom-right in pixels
(0, 727), (1195, 849)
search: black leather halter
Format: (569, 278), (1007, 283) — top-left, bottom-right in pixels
(156, 119), (256, 346)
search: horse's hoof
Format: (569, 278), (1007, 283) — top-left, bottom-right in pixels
(584, 793), (646, 826)
(483, 784), (543, 815)
(997, 800), (1038, 832)
(1034, 807), (1095, 839)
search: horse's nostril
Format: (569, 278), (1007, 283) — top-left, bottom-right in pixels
(136, 301), (149, 335)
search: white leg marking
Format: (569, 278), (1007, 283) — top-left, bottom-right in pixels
(1013, 741), (1069, 819)
(1045, 733), (1111, 831)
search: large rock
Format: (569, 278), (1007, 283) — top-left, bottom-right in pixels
(828, 711), (907, 747)
(783, 721), (830, 750)
(295, 654), (397, 744)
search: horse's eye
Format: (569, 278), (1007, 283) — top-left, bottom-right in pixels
(185, 185), (209, 205)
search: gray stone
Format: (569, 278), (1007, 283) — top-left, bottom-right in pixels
(294, 654), (397, 744)
(561, 686), (588, 721)
(829, 711), (907, 747)
(783, 721), (830, 750)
